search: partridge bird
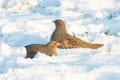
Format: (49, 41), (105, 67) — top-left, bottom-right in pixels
(25, 41), (59, 59)
(51, 19), (103, 49)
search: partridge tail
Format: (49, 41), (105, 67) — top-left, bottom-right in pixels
(87, 43), (103, 49)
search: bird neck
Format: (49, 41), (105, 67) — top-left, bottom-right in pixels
(46, 46), (57, 54)
(55, 26), (67, 34)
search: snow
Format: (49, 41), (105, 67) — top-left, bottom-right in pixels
(0, 0), (120, 80)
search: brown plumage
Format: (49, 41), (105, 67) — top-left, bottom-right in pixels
(51, 19), (103, 49)
(25, 41), (59, 59)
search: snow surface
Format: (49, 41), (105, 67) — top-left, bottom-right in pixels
(0, 0), (120, 80)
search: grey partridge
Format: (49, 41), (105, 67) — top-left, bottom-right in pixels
(25, 41), (59, 59)
(51, 19), (103, 49)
